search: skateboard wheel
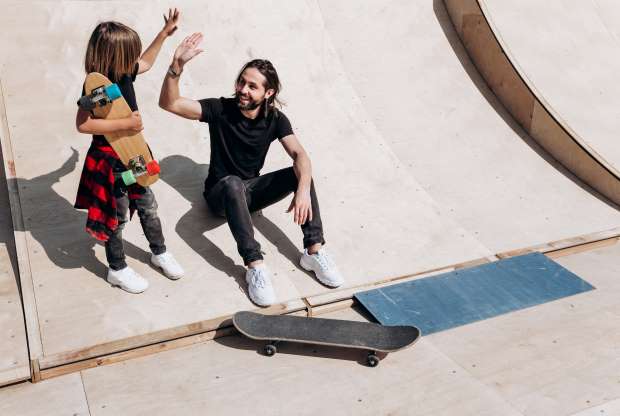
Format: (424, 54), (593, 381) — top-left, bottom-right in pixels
(146, 160), (161, 175)
(105, 83), (122, 101)
(264, 344), (277, 356)
(121, 170), (136, 185)
(77, 95), (95, 111)
(367, 354), (379, 367)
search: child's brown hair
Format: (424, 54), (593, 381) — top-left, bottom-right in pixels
(85, 21), (141, 81)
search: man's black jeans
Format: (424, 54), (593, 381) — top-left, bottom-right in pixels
(204, 167), (325, 265)
(105, 187), (166, 270)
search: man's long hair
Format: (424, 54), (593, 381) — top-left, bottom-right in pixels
(235, 59), (283, 116)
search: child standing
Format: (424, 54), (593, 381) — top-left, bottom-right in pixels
(75, 10), (184, 293)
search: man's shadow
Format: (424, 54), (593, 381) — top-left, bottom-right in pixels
(12, 148), (150, 281)
(159, 155), (307, 293)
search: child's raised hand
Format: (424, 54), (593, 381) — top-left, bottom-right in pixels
(173, 33), (204, 67)
(162, 8), (180, 36)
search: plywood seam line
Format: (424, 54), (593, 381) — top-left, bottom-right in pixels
(302, 297), (313, 316)
(590, 0), (620, 45)
(0, 78), (44, 374)
(424, 331), (529, 416)
(78, 372), (94, 416)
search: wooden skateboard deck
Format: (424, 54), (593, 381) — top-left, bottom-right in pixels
(82, 72), (159, 187)
(233, 311), (420, 367)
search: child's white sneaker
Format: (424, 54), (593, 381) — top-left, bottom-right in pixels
(245, 264), (276, 307)
(151, 252), (184, 280)
(107, 267), (149, 294)
(300, 248), (344, 288)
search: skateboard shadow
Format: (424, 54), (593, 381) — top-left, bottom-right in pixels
(214, 331), (386, 367)
(159, 155), (307, 293)
(11, 148), (150, 282)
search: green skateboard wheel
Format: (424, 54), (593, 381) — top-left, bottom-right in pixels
(121, 170), (136, 185)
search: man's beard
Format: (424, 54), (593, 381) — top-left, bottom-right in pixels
(235, 92), (263, 111)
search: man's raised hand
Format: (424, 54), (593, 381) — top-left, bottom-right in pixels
(173, 32), (204, 68)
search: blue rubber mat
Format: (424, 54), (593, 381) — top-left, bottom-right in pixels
(354, 253), (594, 335)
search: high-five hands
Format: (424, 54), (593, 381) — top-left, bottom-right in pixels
(173, 32), (204, 68)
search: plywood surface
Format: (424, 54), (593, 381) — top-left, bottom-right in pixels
(0, 0), (489, 365)
(319, 0), (620, 253)
(482, 0), (620, 177)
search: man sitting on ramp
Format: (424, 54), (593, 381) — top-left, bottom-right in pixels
(159, 33), (344, 306)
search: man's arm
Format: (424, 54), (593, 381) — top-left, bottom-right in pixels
(138, 8), (180, 74)
(158, 32), (204, 120)
(281, 134), (314, 225)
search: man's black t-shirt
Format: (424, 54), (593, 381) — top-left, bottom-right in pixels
(199, 97), (294, 192)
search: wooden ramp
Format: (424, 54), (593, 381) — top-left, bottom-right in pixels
(0, 104), (29, 386)
(0, 1), (490, 378)
(0, 0), (619, 381)
(444, 0), (620, 206)
(321, 0), (620, 253)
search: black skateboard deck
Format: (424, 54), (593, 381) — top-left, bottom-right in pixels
(233, 311), (421, 367)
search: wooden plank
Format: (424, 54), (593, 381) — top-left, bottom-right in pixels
(461, 9), (535, 131)
(40, 304), (309, 381)
(497, 227), (620, 259)
(546, 237), (619, 259)
(38, 300), (306, 369)
(40, 326), (237, 381)
(311, 299), (355, 317)
(0, 244), (29, 386)
(0, 79), (42, 365)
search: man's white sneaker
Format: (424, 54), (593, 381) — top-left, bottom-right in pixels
(245, 264), (276, 307)
(151, 252), (184, 280)
(107, 267), (149, 294)
(300, 248), (344, 288)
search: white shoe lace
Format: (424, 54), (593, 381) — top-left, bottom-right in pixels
(250, 268), (267, 289)
(119, 267), (140, 283)
(158, 252), (172, 266)
(314, 251), (335, 272)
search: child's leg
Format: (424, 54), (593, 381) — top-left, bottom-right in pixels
(134, 187), (166, 255)
(105, 194), (130, 270)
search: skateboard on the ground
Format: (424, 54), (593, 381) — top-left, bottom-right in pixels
(79, 72), (160, 187)
(232, 311), (420, 367)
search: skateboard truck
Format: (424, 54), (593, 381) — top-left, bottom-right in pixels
(77, 83), (122, 111)
(264, 340), (381, 367)
(121, 156), (161, 186)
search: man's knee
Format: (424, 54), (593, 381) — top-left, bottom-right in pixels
(220, 175), (246, 199)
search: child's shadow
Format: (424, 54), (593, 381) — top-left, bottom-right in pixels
(159, 155), (305, 293)
(13, 148), (149, 282)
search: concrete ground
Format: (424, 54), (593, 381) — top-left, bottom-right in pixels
(1, 0), (620, 414)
